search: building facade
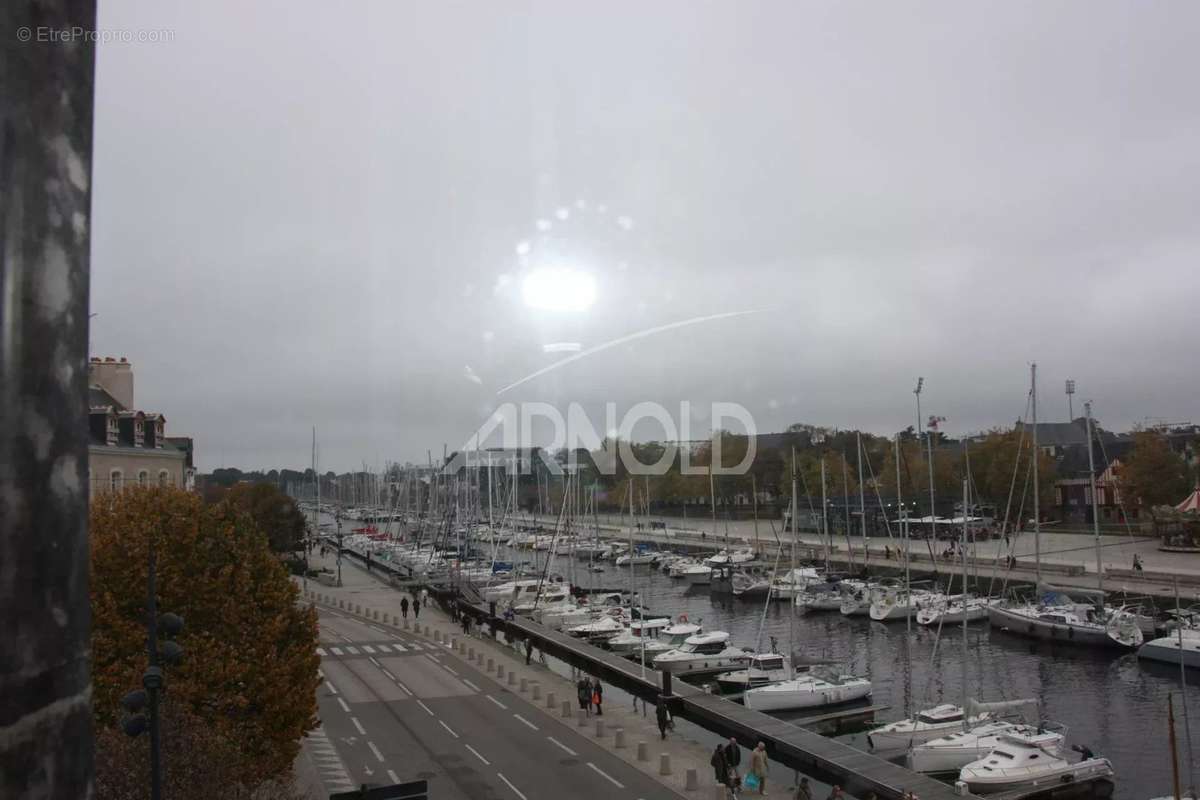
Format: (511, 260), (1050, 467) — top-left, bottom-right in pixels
(87, 357), (194, 497)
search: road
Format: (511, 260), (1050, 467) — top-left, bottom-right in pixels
(307, 605), (684, 800)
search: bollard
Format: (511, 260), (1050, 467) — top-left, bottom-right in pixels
(614, 728), (626, 749)
(519, 677), (528, 693)
(476, 652), (484, 666)
(532, 684), (541, 701)
(496, 663), (504, 678)
(383, 613), (389, 625)
(686, 767), (698, 790)
(373, 610), (379, 621)
(561, 700), (571, 718)
(595, 719), (605, 738)
(659, 753), (671, 776)
(507, 672), (516, 687)
(424, 625), (431, 636)
(469, 646), (476, 660)
(637, 741), (649, 762)
(577, 709), (587, 728)
(546, 691), (556, 710)
(355, 605), (362, 615)
(403, 619), (410, 630)
(434, 630), (442, 643)
(487, 658), (495, 673)
(450, 637), (457, 650)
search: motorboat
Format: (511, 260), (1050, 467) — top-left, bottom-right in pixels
(606, 617), (672, 655)
(632, 619), (701, 661)
(705, 549), (756, 568)
(958, 729), (1114, 794)
(731, 570), (773, 599)
(910, 720), (1041, 774)
(770, 567), (823, 600)
(568, 614), (627, 642)
(513, 585), (572, 615)
(668, 558), (701, 578)
(742, 667), (871, 711)
(1138, 628), (1200, 668)
(652, 631), (748, 675)
(712, 562), (768, 594)
(715, 651), (790, 693)
(867, 704), (989, 750)
(614, 549), (657, 567)
(794, 582), (844, 612)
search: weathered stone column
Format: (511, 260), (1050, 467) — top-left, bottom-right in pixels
(0, 1), (97, 798)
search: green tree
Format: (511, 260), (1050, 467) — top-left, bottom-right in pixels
(1118, 431), (1191, 522)
(91, 487), (319, 785)
(217, 482), (309, 554)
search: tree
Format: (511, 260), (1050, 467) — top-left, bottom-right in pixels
(219, 481), (308, 554)
(1118, 432), (1191, 522)
(91, 487), (320, 786)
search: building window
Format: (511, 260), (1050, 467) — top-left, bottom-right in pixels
(138, 470), (149, 486)
(159, 470), (169, 487)
(110, 470), (122, 492)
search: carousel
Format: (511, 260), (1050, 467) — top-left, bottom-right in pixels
(1157, 486), (1200, 552)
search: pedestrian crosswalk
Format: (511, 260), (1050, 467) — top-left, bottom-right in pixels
(318, 641), (419, 658)
(305, 725), (355, 795)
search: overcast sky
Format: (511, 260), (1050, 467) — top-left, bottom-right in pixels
(90, 1), (1200, 473)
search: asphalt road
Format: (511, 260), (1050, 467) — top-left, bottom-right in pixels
(309, 607), (684, 800)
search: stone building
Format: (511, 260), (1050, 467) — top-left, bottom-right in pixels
(87, 357), (194, 497)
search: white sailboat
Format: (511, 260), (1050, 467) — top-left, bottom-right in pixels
(868, 703), (990, 750)
(909, 698), (1043, 774)
(742, 666), (872, 712)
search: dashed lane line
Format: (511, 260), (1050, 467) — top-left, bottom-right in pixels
(369, 656), (380, 667)
(362, 645), (376, 654)
(462, 679), (481, 692)
(465, 744), (491, 765)
(387, 769), (400, 783)
(486, 696), (508, 710)
(350, 717), (366, 735)
(331, 647), (343, 656)
(336, 698), (350, 713)
(442, 665), (459, 676)
(512, 714), (538, 731)
(497, 772), (528, 800)
(438, 720), (459, 739)
(317, 647), (327, 656)
(368, 741), (385, 762)
(416, 700), (434, 716)
(346, 647), (359, 655)
(546, 737), (577, 756)
(325, 681), (338, 695)
(586, 762), (625, 789)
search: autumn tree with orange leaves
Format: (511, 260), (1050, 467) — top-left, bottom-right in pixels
(91, 487), (319, 790)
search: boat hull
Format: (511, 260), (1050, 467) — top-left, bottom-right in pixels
(987, 605), (1136, 649)
(1138, 637), (1200, 668)
(962, 757), (1114, 793)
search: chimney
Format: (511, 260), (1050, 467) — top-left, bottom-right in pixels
(88, 357), (134, 410)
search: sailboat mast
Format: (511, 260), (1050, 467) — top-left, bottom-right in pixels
(856, 432), (866, 556)
(790, 452), (798, 679)
(1032, 363), (1041, 584)
(961, 476), (969, 729)
(1084, 401), (1103, 595)
(820, 458), (830, 572)
(842, 454), (853, 571)
(752, 474), (759, 557)
(897, 433), (911, 717)
(1175, 576), (1197, 792)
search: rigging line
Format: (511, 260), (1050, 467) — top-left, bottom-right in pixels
(986, 391), (1034, 599)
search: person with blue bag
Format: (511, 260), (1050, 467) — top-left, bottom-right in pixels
(747, 741), (769, 794)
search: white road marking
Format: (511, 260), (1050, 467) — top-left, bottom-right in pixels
(369, 656), (380, 667)
(387, 769), (400, 783)
(381, 669), (396, 680)
(546, 736), (577, 756)
(375, 644), (391, 653)
(512, 714), (538, 731)
(425, 654), (439, 663)
(317, 647), (327, 656)
(325, 681), (338, 695)
(368, 741), (385, 762)
(416, 700), (434, 716)
(497, 772), (528, 800)
(442, 665), (459, 676)
(486, 696), (508, 710)
(350, 717), (366, 735)
(336, 698), (350, 713)
(397, 682), (413, 696)
(438, 720), (459, 739)
(391, 643), (407, 652)
(465, 744), (491, 765)
(462, 679), (481, 692)
(317, 668), (324, 678)
(331, 648), (343, 656)
(346, 647), (359, 655)
(362, 645), (376, 654)
(586, 762), (625, 789)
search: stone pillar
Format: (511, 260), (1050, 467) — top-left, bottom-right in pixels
(519, 677), (527, 693)
(659, 753), (672, 776)
(637, 741), (649, 762)
(594, 719), (605, 737)
(561, 701), (572, 718)
(577, 709), (588, 728)
(686, 768), (698, 790)
(545, 691), (556, 709)
(614, 728), (626, 749)
(0, 2), (97, 796)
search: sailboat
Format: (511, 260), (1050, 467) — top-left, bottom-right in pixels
(908, 699), (1045, 774)
(987, 371), (1143, 649)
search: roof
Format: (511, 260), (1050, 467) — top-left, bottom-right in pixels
(1015, 419), (1120, 447)
(88, 385), (125, 412)
(1055, 439), (1134, 478)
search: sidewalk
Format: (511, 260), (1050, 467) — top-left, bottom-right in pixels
(298, 549), (728, 799)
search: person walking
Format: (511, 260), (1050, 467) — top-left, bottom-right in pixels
(413, 597), (421, 620)
(826, 785), (844, 800)
(1133, 553), (1144, 572)
(710, 743), (728, 787)
(723, 737), (742, 793)
(400, 596), (409, 620)
(655, 696), (672, 740)
(792, 777), (812, 800)
(577, 678), (591, 715)
(591, 678), (604, 716)
(749, 741), (769, 795)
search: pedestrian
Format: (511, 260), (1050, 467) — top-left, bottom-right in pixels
(655, 696), (672, 740)
(577, 678), (591, 714)
(826, 786), (844, 800)
(711, 744), (728, 787)
(525, 637), (534, 665)
(421, 588), (430, 606)
(413, 597), (421, 620)
(748, 741), (769, 795)
(793, 777), (812, 800)
(461, 613), (471, 636)
(724, 737), (742, 786)
(592, 677), (603, 716)
(400, 596), (409, 620)
(1133, 553), (1144, 572)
